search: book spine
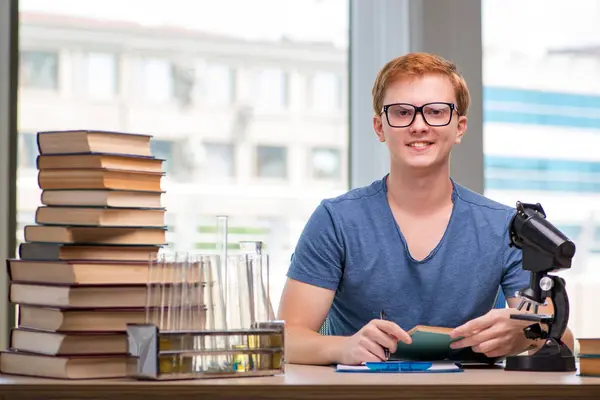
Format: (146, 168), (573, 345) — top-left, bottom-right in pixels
(5, 258), (13, 281)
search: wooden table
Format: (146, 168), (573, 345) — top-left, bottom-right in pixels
(1, 364), (599, 399)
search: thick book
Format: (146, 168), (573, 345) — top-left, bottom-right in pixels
(9, 282), (204, 308)
(17, 305), (150, 332)
(18, 242), (161, 261)
(37, 153), (164, 173)
(35, 206), (166, 228)
(38, 168), (164, 192)
(391, 325), (501, 364)
(0, 350), (128, 379)
(10, 328), (127, 355)
(579, 355), (600, 377)
(7, 259), (202, 285)
(41, 189), (164, 208)
(23, 225), (167, 245)
(578, 338), (600, 355)
(37, 130), (152, 157)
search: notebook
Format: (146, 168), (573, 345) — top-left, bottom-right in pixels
(336, 361), (463, 373)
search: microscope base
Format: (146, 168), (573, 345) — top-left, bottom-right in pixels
(505, 340), (576, 372)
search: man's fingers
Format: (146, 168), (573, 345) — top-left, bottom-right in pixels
(372, 320), (412, 344)
(472, 337), (505, 357)
(359, 348), (382, 363)
(450, 313), (495, 339)
(360, 336), (387, 361)
(450, 324), (503, 349)
(364, 324), (400, 353)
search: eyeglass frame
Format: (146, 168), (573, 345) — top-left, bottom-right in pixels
(380, 102), (460, 128)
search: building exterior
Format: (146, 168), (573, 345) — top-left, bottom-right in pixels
(17, 12), (349, 302)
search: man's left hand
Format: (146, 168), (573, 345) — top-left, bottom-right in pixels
(449, 308), (534, 358)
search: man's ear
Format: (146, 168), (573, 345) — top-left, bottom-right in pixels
(455, 115), (467, 144)
(373, 115), (386, 143)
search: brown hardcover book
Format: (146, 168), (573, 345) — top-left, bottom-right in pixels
(41, 189), (163, 208)
(37, 153), (164, 173)
(37, 130), (152, 157)
(580, 356), (600, 377)
(10, 328), (127, 355)
(23, 225), (166, 245)
(18, 242), (161, 261)
(9, 283), (204, 308)
(7, 259), (204, 285)
(578, 338), (600, 355)
(38, 168), (164, 192)
(0, 350), (128, 379)
(17, 306), (149, 332)
(35, 206), (166, 227)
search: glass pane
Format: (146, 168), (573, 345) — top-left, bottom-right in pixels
(202, 142), (234, 178)
(20, 50), (58, 89)
(309, 72), (340, 112)
(482, 0), (600, 338)
(254, 68), (287, 111)
(310, 147), (341, 180)
(17, 0), (349, 316)
(85, 52), (118, 100)
(256, 146), (287, 179)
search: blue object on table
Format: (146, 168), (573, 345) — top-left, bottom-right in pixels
(364, 361), (433, 372)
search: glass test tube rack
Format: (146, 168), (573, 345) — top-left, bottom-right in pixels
(126, 321), (285, 380)
(126, 214), (283, 380)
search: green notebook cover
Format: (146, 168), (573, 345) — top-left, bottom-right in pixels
(390, 325), (501, 364)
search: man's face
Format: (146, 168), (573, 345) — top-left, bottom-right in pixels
(373, 74), (467, 171)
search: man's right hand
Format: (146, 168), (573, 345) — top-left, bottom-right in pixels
(338, 319), (412, 365)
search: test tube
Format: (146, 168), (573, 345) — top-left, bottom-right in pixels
(146, 252), (159, 325)
(177, 251), (190, 331)
(157, 252), (167, 329)
(216, 216), (229, 332)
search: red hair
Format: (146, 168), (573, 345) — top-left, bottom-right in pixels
(372, 52), (470, 116)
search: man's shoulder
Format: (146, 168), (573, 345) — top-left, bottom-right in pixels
(453, 180), (515, 216)
(322, 176), (386, 207)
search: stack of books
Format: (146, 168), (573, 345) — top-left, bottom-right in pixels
(1, 130), (167, 379)
(578, 338), (600, 377)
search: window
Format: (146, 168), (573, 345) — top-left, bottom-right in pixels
(20, 50), (58, 90)
(140, 58), (173, 102)
(256, 146), (287, 178)
(17, 133), (38, 169)
(150, 139), (174, 173)
(253, 68), (288, 111)
(309, 72), (340, 112)
(202, 63), (236, 106)
(485, 156), (600, 193)
(84, 52), (118, 99)
(310, 147), (341, 180)
(202, 142), (235, 178)
(482, 0), (600, 338)
(17, 1), (349, 319)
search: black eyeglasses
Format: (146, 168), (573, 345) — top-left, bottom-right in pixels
(381, 102), (458, 128)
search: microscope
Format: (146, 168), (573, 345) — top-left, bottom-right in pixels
(505, 201), (577, 372)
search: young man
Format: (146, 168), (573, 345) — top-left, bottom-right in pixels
(277, 52), (574, 366)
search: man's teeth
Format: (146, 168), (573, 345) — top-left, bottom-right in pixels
(409, 142), (431, 148)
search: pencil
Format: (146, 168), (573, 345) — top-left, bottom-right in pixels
(379, 309), (389, 360)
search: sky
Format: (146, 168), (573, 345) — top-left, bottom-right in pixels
(482, 0), (600, 54)
(19, 0), (600, 53)
(19, 0), (349, 47)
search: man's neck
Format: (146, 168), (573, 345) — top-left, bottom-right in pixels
(386, 164), (454, 215)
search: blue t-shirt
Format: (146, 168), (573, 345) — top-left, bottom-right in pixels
(286, 175), (530, 336)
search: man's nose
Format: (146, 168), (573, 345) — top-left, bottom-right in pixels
(409, 112), (429, 132)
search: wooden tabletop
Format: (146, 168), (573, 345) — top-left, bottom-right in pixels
(1, 364), (599, 399)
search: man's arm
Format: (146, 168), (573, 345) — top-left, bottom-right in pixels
(506, 297), (575, 354)
(277, 278), (346, 365)
(277, 278), (412, 365)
